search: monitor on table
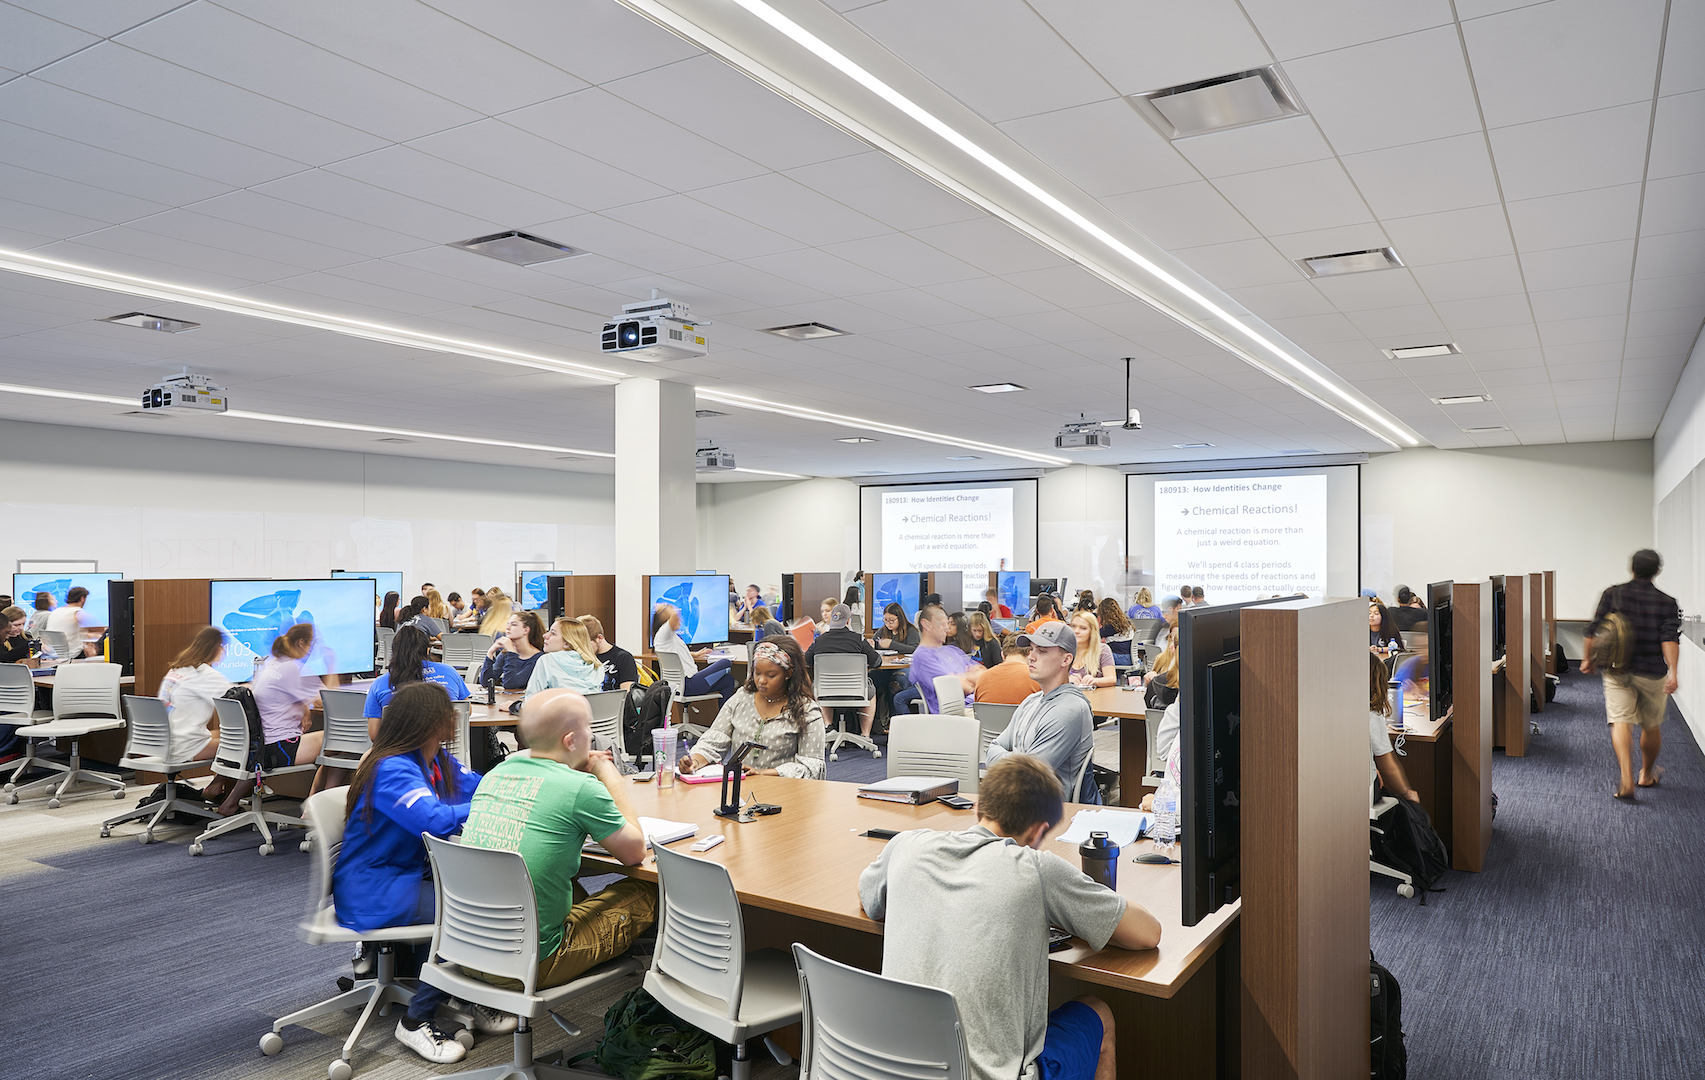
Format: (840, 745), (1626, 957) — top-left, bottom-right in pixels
(12, 572), (123, 626)
(648, 574), (731, 646)
(210, 577), (377, 683)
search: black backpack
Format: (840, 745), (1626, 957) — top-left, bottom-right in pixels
(620, 680), (674, 757)
(1373, 796), (1450, 904)
(1370, 952), (1407, 1080)
(220, 686), (267, 770)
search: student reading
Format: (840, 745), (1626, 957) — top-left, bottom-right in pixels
(859, 755), (1161, 1080)
(682, 636), (826, 779)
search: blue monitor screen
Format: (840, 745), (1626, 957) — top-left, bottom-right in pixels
(519, 572), (554, 610)
(997, 571), (1030, 617)
(870, 573), (921, 621)
(210, 578), (377, 682)
(332, 571), (404, 604)
(649, 574), (731, 646)
(13, 573), (123, 626)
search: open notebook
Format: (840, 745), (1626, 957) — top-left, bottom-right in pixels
(583, 816), (698, 854)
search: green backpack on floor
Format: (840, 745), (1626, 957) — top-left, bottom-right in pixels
(573, 987), (720, 1080)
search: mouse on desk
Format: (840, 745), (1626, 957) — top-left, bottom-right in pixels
(1133, 853), (1174, 865)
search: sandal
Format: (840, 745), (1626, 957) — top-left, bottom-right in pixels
(1638, 766), (1666, 788)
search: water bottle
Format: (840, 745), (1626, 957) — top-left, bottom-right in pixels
(1388, 676), (1404, 729)
(1079, 831), (1118, 889)
(1151, 776), (1178, 856)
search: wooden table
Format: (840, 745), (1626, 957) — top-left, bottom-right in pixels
(1085, 686), (1152, 808)
(1391, 711), (1454, 861)
(31, 671), (136, 688)
(591, 777), (1238, 1077)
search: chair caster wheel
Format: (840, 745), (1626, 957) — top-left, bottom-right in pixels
(4, 794), (14, 804)
(259, 1032), (284, 1056)
(873, 749), (882, 759)
(300, 840), (312, 853)
(454, 1028), (475, 1049)
(190, 843), (203, 855)
(259, 843), (274, 856)
(140, 831), (154, 845)
(1398, 884), (1415, 898)
(100, 827), (111, 838)
(114, 788), (125, 799)
(327, 1058), (353, 1080)
(830, 751), (840, 761)
(47, 799), (60, 809)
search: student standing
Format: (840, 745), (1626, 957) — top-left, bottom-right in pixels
(1582, 549), (1681, 799)
(682, 637), (826, 780)
(858, 755), (1160, 1080)
(986, 622), (1097, 802)
(892, 605), (982, 715)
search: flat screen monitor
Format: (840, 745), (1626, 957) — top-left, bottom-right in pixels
(648, 574), (731, 646)
(869, 573), (922, 622)
(991, 617), (1018, 634)
(1031, 577), (1058, 598)
(996, 571), (1030, 617)
(12, 572), (123, 625)
(518, 571), (555, 611)
(1490, 575), (1507, 661)
(210, 577), (377, 683)
(1428, 580), (1454, 720)
(331, 571), (404, 604)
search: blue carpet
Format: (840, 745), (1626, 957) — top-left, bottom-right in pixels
(1371, 671), (1705, 1078)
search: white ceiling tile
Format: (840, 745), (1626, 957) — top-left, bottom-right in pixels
(689, 174), (891, 249)
(814, 232), (986, 289)
(0, 4), (98, 72)
(1001, 265), (1134, 310)
(525, 213), (719, 276)
(1341, 132), (1501, 219)
(1529, 283), (1631, 322)
(1623, 333), (1696, 359)
(1170, 115), (1335, 180)
(424, 0), (702, 85)
(0, 158), (168, 225)
(743, 248), (905, 300)
(1462, 0), (1667, 127)
(1265, 222), (1393, 262)
(1227, 280), (1338, 318)
(1646, 89), (1705, 179)
(998, 98), (1199, 197)
(921, 277), (1056, 319)
(595, 194), (806, 264)
(605, 55), (866, 172)
(785, 152), (983, 233)
(1627, 307), (1704, 339)
(844, 0), (1113, 123)
(1659, 0), (1705, 97)
(1310, 269), (1428, 311)
(1639, 172), (1705, 236)
(1537, 313), (1627, 347)
(1030, 0), (1271, 94)
(1631, 273), (1705, 311)
(843, 287), (981, 327)
(1103, 181), (1259, 248)
(1634, 229), (1705, 282)
(1488, 103), (1652, 202)
(1506, 184), (1642, 252)
(1347, 305), (1448, 339)
(1519, 240), (1637, 291)
(1542, 341), (1624, 366)
(240, 272), (459, 319)
(406, 120), (667, 214)
(252, 169), (501, 244)
(116, 4), (483, 143)
(1266, 312), (1364, 344)
(1381, 204), (1516, 265)
(0, 196), (108, 244)
(1622, 354), (1687, 376)
(190, 190), (434, 261)
(36, 237), (279, 291)
(1410, 255), (1526, 303)
(1433, 294), (1532, 329)
(669, 262), (828, 310)
(1211, 158), (1373, 235)
(1282, 26), (1481, 155)
(1453, 322), (1541, 350)
(121, 209), (371, 274)
(1173, 238), (1303, 290)
(325, 145), (585, 230)
(911, 218), (1062, 277)
(320, 258), (516, 309)
(1240, 0), (1453, 61)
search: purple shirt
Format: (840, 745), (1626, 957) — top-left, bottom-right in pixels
(910, 644), (979, 713)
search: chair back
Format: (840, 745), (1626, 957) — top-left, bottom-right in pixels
(793, 944), (969, 1080)
(424, 834), (543, 993)
(585, 688), (626, 749)
(319, 688), (373, 764)
(656, 649), (689, 694)
(120, 695), (176, 764)
(37, 629), (73, 658)
(850, 614), (863, 634)
(302, 787), (349, 938)
(813, 653), (872, 708)
(447, 701), (472, 766)
(1107, 639), (1132, 666)
(887, 714), (980, 794)
(932, 674), (967, 716)
(1130, 618), (1163, 644)
(211, 697), (252, 775)
(375, 626), (395, 667)
(971, 701), (1017, 762)
(1145, 706), (1165, 776)
(440, 634), (485, 666)
(652, 843), (748, 1019)
(53, 662), (122, 721)
(0, 663), (37, 721)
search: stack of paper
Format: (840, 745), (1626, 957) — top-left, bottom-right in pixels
(1056, 809), (1154, 848)
(584, 816), (698, 854)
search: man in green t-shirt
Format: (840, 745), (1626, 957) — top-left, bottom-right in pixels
(460, 688), (657, 989)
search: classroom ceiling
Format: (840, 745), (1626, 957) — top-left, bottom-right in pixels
(0, 0), (1698, 478)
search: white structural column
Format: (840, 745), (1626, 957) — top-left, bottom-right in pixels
(614, 377), (698, 652)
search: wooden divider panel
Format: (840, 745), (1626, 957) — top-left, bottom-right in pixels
(1451, 582), (1494, 871)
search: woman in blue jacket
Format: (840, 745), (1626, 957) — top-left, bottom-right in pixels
(333, 682), (503, 1064)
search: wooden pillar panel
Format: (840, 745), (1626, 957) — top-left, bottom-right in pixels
(1240, 598), (1368, 1080)
(563, 575), (616, 644)
(1543, 571), (1557, 675)
(133, 579), (211, 698)
(1501, 576), (1528, 757)
(1529, 574), (1546, 714)
(1450, 582), (1494, 872)
(795, 574), (842, 622)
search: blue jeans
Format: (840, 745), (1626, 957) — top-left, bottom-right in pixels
(401, 880), (449, 1023)
(686, 658), (735, 705)
(892, 685), (922, 716)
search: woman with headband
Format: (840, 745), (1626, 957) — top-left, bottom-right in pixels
(680, 635), (825, 780)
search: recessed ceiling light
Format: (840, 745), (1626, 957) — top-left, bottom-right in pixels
(1384, 343), (1460, 360)
(837, 437), (878, 444)
(969, 382), (1028, 394)
(375, 437), (414, 444)
(449, 230), (586, 266)
(1129, 66), (1305, 139)
(1434, 394), (1490, 405)
(1296, 247), (1404, 277)
(1172, 442), (1214, 449)
(1463, 425), (1509, 433)
(946, 455), (981, 461)
(102, 311), (200, 333)
(694, 409), (728, 418)
(763, 322), (849, 340)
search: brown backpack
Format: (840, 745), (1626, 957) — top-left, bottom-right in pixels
(1592, 586), (1634, 675)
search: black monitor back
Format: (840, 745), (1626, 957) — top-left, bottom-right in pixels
(1428, 580), (1453, 718)
(107, 580), (136, 676)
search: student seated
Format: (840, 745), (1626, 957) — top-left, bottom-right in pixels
(976, 637), (1042, 705)
(1068, 612), (1117, 689)
(478, 610), (545, 690)
(156, 626), (233, 764)
(893, 604), (982, 715)
(461, 690), (656, 991)
(750, 606), (785, 640)
(28, 592), (52, 637)
(1369, 599), (1404, 655)
(1096, 599), (1134, 666)
(212, 624), (332, 814)
(736, 584), (763, 625)
(46, 585), (101, 658)
(1369, 654), (1420, 802)
(683, 636), (826, 779)
(378, 590), (401, 633)
(1143, 638), (1178, 709)
(527, 617), (608, 697)
(1126, 587), (1162, 621)
(986, 622), (1097, 802)
(872, 603), (919, 654)
(580, 615), (637, 691)
(983, 587), (1013, 619)
(399, 596), (446, 638)
(332, 683), (501, 1065)
(478, 592), (513, 638)
(1025, 594), (1064, 634)
(805, 604), (881, 738)
(1390, 586), (1428, 633)
(0, 605), (39, 764)
(966, 611), (1002, 668)
(365, 626), (471, 721)
(652, 603), (735, 704)
(859, 755), (1161, 1080)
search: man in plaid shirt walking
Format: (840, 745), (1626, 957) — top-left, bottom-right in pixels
(1581, 549), (1680, 800)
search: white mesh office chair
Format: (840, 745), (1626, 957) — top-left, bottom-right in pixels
(655, 649), (717, 738)
(1129, 618), (1163, 646)
(1370, 741), (1415, 898)
(316, 689), (372, 774)
(584, 689), (628, 760)
(36, 628), (74, 659)
(887, 714), (980, 794)
(374, 627), (395, 669)
(647, 845), (801, 1080)
(259, 787), (437, 1080)
(813, 653), (879, 760)
(101, 695), (218, 843)
(4, 662), (125, 807)
(439, 634), (486, 668)
(0, 662), (52, 730)
(188, 697), (315, 856)
(932, 674), (969, 717)
(971, 701), (1017, 764)
(1144, 706), (1166, 785)
(419, 834), (644, 1080)
(793, 944), (970, 1080)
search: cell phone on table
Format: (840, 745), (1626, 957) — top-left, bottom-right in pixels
(1048, 927), (1073, 952)
(937, 794), (973, 810)
(630, 771), (655, 782)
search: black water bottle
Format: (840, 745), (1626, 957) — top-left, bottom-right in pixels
(1080, 830), (1118, 890)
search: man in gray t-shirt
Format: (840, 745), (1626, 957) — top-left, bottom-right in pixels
(859, 756), (1161, 1080)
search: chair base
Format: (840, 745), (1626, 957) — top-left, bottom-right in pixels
(429, 1018), (616, 1080)
(827, 718), (879, 760)
(263, 945), (421, 1074)
(190, 785), (306, 855)
(102, 788), (219, 843)
(5, 739), (125, 808)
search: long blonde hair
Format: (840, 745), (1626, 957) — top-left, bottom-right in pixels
(1135, 587), (1154, 607)
(1070, 611), (1103, 671)
(424, 587), (450, 621)
(480, 593), (513, 636)
(1151, 638), (1178, 688)
(552, 616), (601, 666)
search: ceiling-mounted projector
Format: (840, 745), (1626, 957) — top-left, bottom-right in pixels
(1055, 423), (1111, 450)
(601, 293), (708, 361)
(141, 369), (227, 413)
(695, 446), (737, 471)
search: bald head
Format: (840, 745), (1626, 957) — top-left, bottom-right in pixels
(518, 689), (592, 764)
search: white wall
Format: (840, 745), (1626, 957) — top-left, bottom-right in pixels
(0, 419), (615, 596)
(1039, 464), (1126, 600)
(1654, 330), (1705, 748)
(1361, 441), (1653, 621)
(695, 477), (861, 598)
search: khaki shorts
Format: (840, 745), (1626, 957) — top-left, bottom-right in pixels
(1603, 673), (1668, 729)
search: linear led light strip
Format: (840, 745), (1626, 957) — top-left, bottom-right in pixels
(0, 248), (626, 385)
(627, 0), (1416, 450)
(0, 381), (615, 458)
(696, 387), (1071, 465)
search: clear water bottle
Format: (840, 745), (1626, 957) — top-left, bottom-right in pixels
(1151, 776), (1179, 856)
(1388, 676), (1404, 729)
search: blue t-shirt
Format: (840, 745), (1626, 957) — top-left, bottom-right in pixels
(364, 661), (471, 718)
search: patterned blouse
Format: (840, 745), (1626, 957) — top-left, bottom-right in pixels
(692, 688), (826, 780)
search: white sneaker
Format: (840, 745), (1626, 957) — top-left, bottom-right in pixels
(395, 1019), (467, 1064)
(466, 1003), (518, 1034)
